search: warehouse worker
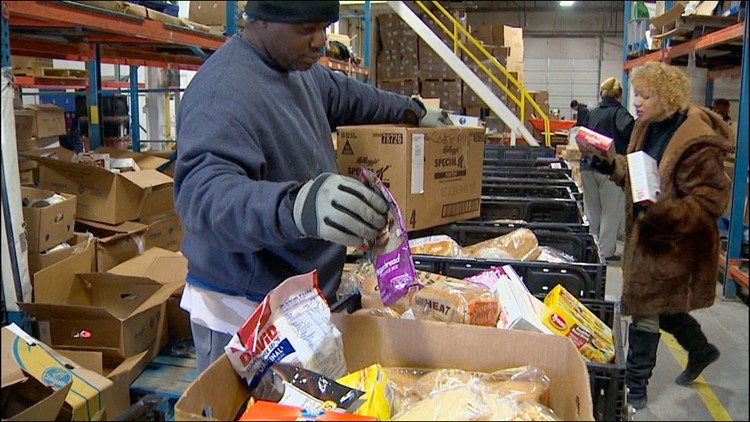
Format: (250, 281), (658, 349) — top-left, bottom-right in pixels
(590, 62), (732, 410)
(579, 78), (634, 262)
(570, 99), (589, 125)
(173, 0), (451, 372)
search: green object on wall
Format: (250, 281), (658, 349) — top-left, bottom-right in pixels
(633, 1), (650, 18)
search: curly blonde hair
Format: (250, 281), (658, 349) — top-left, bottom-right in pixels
(630, 62), (691, 115)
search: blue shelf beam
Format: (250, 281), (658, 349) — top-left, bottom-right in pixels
(226, 0), (237, 36)
(723, 15), (749, 297)
(87, 43), (103, 149)
(364, 1), (371, 72)
(622, 0), (631, 107)
(130, 65), (141, 152)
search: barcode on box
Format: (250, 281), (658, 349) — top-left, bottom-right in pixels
(441, 198), (480, 217)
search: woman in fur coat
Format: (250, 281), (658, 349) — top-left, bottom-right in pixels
(591, 61), (734, 411)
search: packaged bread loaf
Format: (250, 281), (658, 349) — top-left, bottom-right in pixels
(409, 235), (465, 257)
(410, 275), (500, 326)
(463, 228), (541, 261)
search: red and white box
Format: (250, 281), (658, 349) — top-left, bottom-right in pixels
(627, 151), (661, 205)
(575, 127), (615, 160)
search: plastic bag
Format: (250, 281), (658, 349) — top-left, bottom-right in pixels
(536, 246), (576, 263)
(409, 235), (466, 257)
(463, 228), (541, 261)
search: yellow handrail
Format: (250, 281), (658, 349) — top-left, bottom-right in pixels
(414, 1), (551, 146)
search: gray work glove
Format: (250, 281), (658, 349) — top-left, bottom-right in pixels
(412, 96), (453, 127)
(293, 173), (389, 248)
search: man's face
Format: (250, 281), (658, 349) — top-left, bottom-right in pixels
(258, 21), (329, 71)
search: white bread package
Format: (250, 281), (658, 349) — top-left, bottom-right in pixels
(575, 127), (615, 160)
(409, 235), (465, 257)
(627, 151), (661, 205)
(462, 228), (541, 261)
(410, 273), (500, 326)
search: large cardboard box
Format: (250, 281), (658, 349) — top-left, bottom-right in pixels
(108, 247), (189, 344)
(27, 233), (95, 278)
(14, 109), (35, 142)
(75, 219), (148, 272)
(24, 104), (67, 138)
(141, 210), (184, 252)
(21, 187), (77, 253)
(2, 324), (115, 421)
(173, 314), (594, 420)
(1, 350), (72, 421)
(19, 272), (180, 360)
(55, 349), (151, 418)
(336, 126), (484, 231)
(23, 148), (174, 225)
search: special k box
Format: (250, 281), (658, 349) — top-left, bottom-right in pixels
(336, 125), (484, 231)
(575, 127), (615, 160)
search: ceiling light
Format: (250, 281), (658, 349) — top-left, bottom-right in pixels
(560, 1), (575, 6)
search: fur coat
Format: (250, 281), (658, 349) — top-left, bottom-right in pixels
(610, 105), (734, 317)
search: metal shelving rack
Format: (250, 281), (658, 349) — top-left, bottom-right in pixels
(622, 2), (749, 298)
(4, 0), (226, 151)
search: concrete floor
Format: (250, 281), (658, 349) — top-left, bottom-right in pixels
(604, 241), (749, 421)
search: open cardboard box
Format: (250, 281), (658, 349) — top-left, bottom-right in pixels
(21, 186), (77, 253)
(75, 219), (148, 272)
(55, 349), (151, 418)
(1, 355), (72, 421)
(28, 233), (95, 277)
(19, 272), (181, 360)
(2, 324), (114, 421)
(108, 247), (190, 344)
(21, 147), (174, 225)
(173, 314), (594, 421)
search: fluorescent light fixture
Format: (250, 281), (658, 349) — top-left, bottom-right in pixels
(560, 1), (575, 6)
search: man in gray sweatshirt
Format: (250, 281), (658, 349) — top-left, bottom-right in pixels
(174, 0), (450, 371)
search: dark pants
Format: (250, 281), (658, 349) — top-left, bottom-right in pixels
(626, 312), (710, 400)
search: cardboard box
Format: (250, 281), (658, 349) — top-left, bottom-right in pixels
(11, 55), (53, 76)
(627, 151), (661, 205)
(27, 232), (95, 277)
(188, 0), (246, 29)
(174, 314), (594, 420)
(21, 187), (77, 253)
(108, 247), (189, 343)
(24, 104), (67, 138)
(2, 324), (115, 421)
(55, 349), (151, 418)
(492, 266), (553, 334)
(75, 219), (148, 272)
(19, 272), (180, 360)
(141, 210), (184, 252)
(14, 109), (35, 142)
(23, 149), (174, 225)
(336, 126), (484, 231)
(1, 354), (72, 421)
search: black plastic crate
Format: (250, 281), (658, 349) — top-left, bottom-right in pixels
(483, 166), (574, 179)
(579, 299), (627, 422)
(483, 145), (556, 160)
(482, 175), (582, 201)
(481, 196), (586, 227)
(481, 183), (577, 202)
(483, 157), (571, 170)
(410, 221), (605, 299)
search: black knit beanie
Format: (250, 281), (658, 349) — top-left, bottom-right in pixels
(245, 1), (340, 23)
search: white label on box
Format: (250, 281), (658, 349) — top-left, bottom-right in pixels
(627, 151), (661, 204)
(411, 133), (425, 194)
(38, 321), (52, 343)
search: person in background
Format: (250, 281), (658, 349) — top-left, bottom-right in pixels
(173, 1), (451, 372)
(591, 61), (733, 410)
(579, 77), (634, 262)
(570, 99), (589, 125)
(711, 98), (731, 123)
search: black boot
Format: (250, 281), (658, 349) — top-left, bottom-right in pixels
(660, 313), (720, 386)
(626, 327), (661, 411)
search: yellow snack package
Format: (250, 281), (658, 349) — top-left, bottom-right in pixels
(337, 364), (393, 420)
(542, 285), (615, 363)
